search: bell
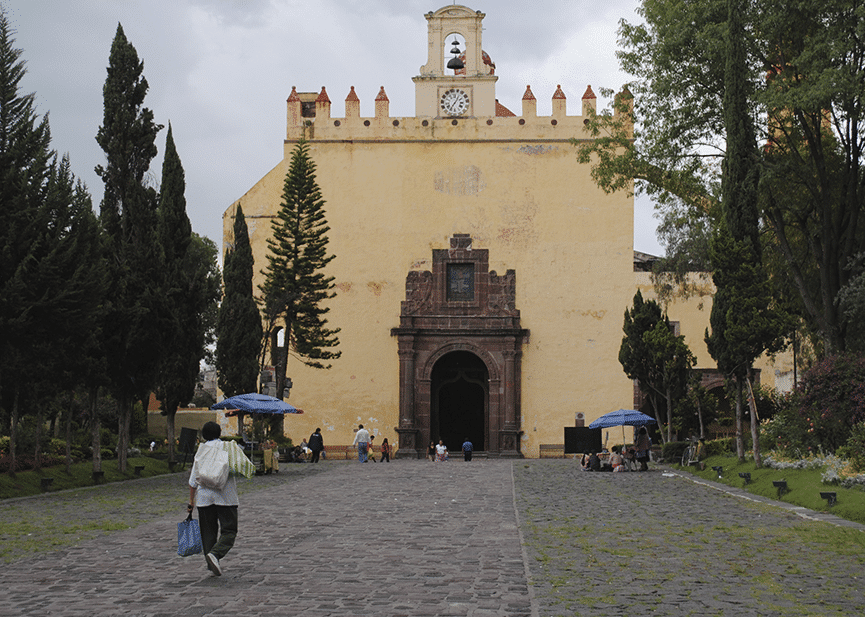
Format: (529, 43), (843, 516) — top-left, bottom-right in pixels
(447, 56), (464, 70)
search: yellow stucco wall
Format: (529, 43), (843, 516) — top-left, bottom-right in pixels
(220, 4), (650, 457)
(225, 105), (636, 457)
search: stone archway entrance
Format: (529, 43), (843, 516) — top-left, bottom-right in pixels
(391, 234), (529, 458)
(432, 351), (488, 451)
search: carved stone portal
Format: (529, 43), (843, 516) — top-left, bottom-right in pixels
(391, 234), (529, 458)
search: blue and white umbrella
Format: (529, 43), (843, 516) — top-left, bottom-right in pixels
(211, 393), (301, 415)
(589, 409), (656, 429)
(589, 409), (656, 445)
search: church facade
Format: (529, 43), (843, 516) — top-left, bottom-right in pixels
(223, 5), (788, 457)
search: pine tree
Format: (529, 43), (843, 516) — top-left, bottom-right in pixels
(95, 24), (164, 472)
(216, 204), (263, 397)
(155, 125), (219, 462)
(260, 140), (340, 400)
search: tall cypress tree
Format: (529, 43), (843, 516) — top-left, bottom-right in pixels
(0, 9), (105, 474)
(95, 24), (164, 472)
(260, 140), (340, 401)
(155, 125), (219, 462)
(216, 204), (263, 397)
(706, 0), (787, 465)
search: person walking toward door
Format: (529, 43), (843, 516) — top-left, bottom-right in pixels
(461, 438), (473, 462)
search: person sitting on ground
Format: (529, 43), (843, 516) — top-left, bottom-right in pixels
(292, 445), (305, 462)
(587, 451), (601, 472)
(609, 445), (626, 472)
(580, 453), (591, 470)
(624, 447), (638, 471)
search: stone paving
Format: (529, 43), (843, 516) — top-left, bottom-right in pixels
(1, 459), (864, 617)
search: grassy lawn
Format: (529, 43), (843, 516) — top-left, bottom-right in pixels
(676, 454), (865, 525)
(0, 456), (175, 500)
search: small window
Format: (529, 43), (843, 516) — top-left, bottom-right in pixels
(447, 263), (474, 301)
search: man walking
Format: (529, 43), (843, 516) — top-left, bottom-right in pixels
(462, 437), (473, 462)
(308, 427), (324, 463)
(352, 424), (370, 462)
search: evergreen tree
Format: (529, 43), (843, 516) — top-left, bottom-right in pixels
(155, 126), (220, 462)
(706, 0), (787, 465)
(620, 291), (696, 442)
(644, 319), (696, 443)
(619, 291), (664, 425)
(260, 140), (340, 400)
(95, 24), (164, 472)
(216, 204), (263, 397)
(0, 10), (105, 474)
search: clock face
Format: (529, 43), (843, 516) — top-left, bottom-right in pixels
(440, 88), (470, 116)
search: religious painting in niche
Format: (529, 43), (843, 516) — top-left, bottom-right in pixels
(447, 263), (474, 301)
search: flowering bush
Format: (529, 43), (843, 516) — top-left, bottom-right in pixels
(763, 452), (824, 471)
(0, 453), (66, 473)
(764, 451), (865, 488)
(797, 353), (865, 451)
(819, 453), (865, 488)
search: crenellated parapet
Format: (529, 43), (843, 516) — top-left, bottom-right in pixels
(285, 83), (632, 145)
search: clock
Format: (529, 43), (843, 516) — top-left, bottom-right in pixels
(440, 88), (470, 117)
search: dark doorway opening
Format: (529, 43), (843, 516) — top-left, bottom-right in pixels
(431, 351), (488, 452)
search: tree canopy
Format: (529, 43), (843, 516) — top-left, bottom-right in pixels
(576, 0), (865, 355)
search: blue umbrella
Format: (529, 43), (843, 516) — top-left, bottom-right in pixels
(589, 409), (657, 429)
(211, 393), (300, 415)
(589, 409), (656, 446)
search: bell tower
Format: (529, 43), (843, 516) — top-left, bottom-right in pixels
(413, 5), (498, 118)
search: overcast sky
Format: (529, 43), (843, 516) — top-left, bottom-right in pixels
(5, 0), (662, 256)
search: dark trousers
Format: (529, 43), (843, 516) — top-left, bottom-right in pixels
(464, 451), (472, 461)
(198, 505), (238, 560)
(310, 449), (321, 463)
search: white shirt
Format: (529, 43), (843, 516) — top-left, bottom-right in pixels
(188, 439), (240, 507)
(352, 428), (370, 445)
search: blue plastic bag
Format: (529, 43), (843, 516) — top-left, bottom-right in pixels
(177, 513), (202, 556)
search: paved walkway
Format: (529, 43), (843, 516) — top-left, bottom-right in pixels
(2, 459), (864, 616)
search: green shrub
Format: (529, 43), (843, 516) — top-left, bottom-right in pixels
(845, 422), (865, 472)
(100, 447), (114, 460)
(705, 438), (733, 456)
(664, 441), (689, 461)
(47, 438), (67, 457)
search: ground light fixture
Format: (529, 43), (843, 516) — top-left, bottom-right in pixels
(820, 491), (837, 507)
(773, 480), (788, 498)
(738, 472), (751, 484)
(712, 466), (723, 479)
